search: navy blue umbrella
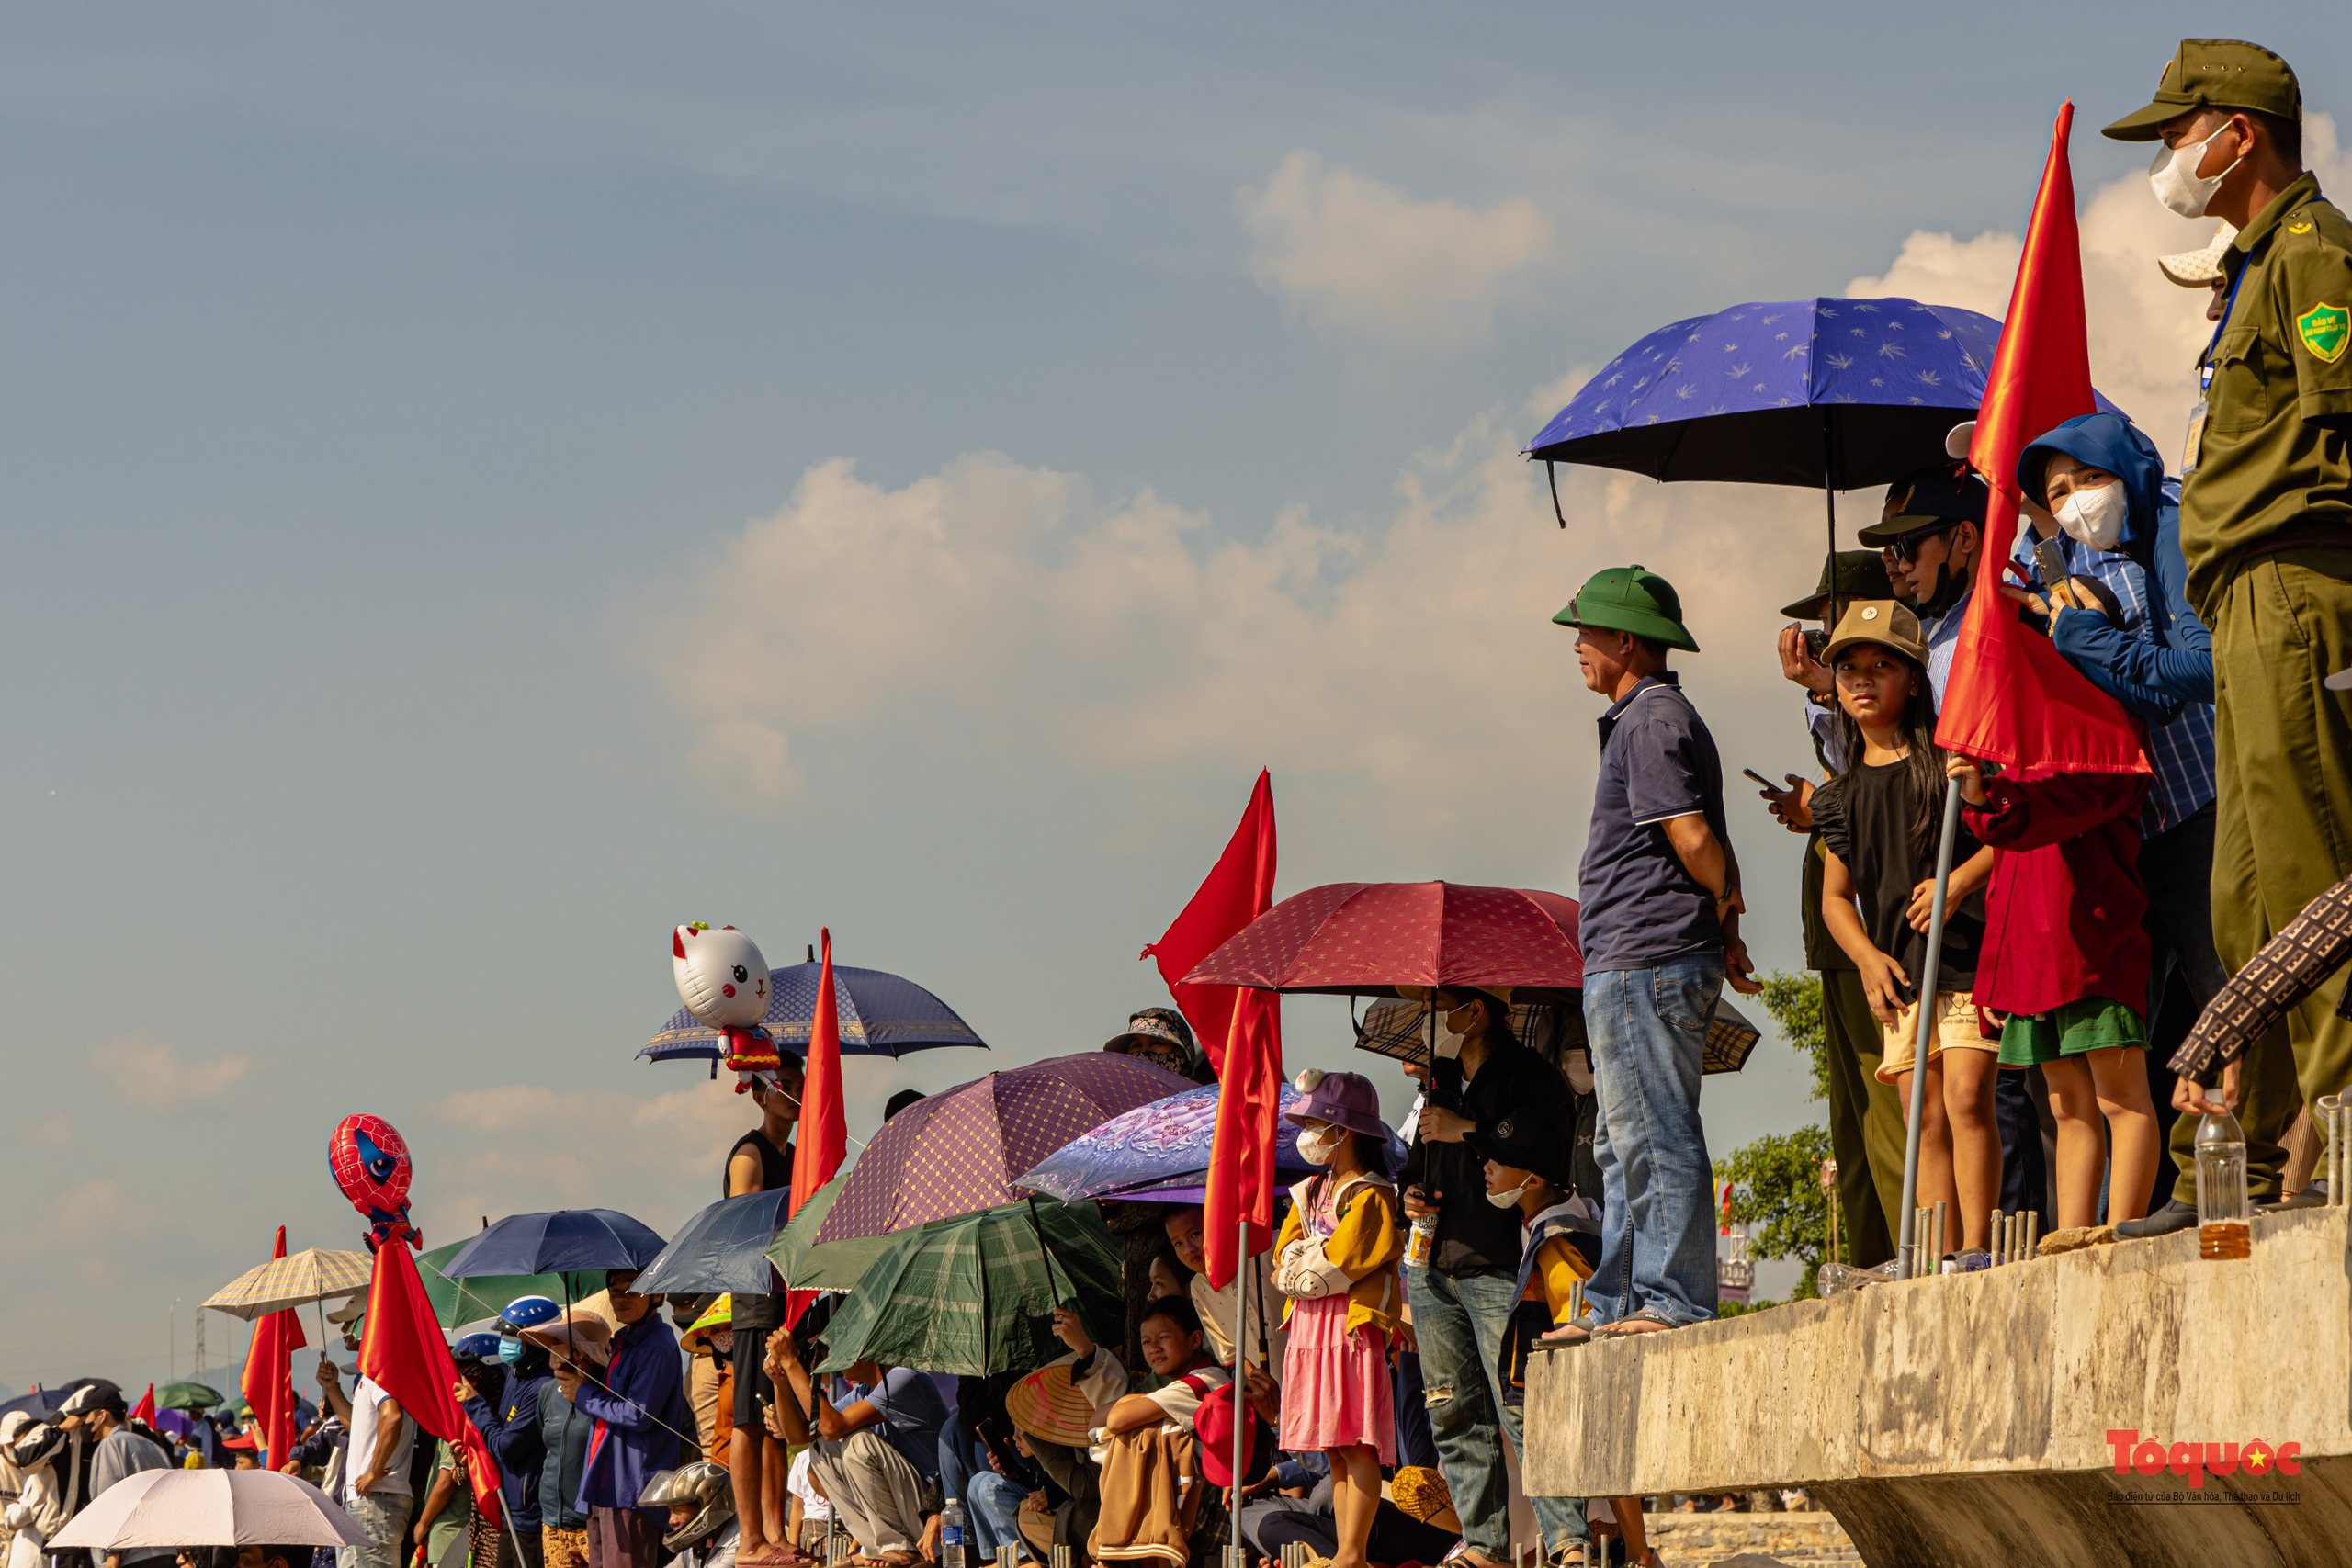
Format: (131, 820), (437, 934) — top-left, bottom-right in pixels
(1525, 296), (2124, 573)
(644, 958), (988, 1066)
(628, 1190), (792, 1297)
(438, 1209), (668, 1279)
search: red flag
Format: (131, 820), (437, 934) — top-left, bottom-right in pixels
(360, 1238), (503, 1523)
(1936, 101), (2149, 776)
(1143, 770), (1280, 1076)
(239, 1226), (306, 1473)
(130, 1384), (155, 1426)
(782, 928), (850, 1325)
(1150, 773), (1283, 1288)
(791, 928), (848, 1215)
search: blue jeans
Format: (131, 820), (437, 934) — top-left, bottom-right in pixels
(966, 1472), (1028, 1558)
(1407, 1266), (1588, 1556)
(1585, 954), (1723, 1327)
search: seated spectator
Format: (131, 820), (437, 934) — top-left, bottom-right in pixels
(784, 1447), (831, 1562)
(1162, 1207), (1278, 1368)
(642, 1461), (740, 1568)
(1102, 1010), (1208, 1083)
(1088, 1297), (1230, 1566)
(767, 1337), (945, 1568)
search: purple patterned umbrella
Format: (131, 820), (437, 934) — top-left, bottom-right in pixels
(1013, 1083), (1308, 1202)
(811, 1052), (1194, 1245)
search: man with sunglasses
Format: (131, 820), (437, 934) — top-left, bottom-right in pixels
(1856, 462), (1989, 705)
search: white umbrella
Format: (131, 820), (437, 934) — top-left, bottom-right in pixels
(51, 1470), (368, 1551)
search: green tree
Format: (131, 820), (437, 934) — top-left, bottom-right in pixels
(1716, 1123), (1837, 1299)
(1757, 969), (1828, 1103)
(1716, 971), (1839, 1301)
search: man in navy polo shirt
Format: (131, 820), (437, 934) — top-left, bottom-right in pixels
(1554, 565), (1758, 1339)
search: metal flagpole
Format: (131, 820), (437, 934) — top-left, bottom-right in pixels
(1229, 1211), (1248, 1568)
(1894, 776), (1965, 1277)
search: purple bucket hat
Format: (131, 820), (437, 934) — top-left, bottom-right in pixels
(1282, 1068), (1391, 1143)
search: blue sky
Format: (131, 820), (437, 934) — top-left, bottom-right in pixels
(4, 4), (2342, 1389)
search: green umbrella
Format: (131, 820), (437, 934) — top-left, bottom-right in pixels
(814, 1198), (1123, 1378)
(417, 1239), (605, 1329)
(767, 1176), (899, 1293)
(155, 1380), (226, 1412)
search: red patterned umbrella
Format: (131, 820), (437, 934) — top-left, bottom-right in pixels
(811, 1052), (1193, 1245)
(1179, 881), (1581, 997)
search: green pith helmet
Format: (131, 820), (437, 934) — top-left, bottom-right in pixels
(2102, 39), (2302, 141)
(1553, 564), (1698, 652)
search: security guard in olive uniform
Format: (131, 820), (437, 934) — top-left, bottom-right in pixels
(2107, 40), (2352, 1191)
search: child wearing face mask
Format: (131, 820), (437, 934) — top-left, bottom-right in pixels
(1271, 1070), (1400, 1568)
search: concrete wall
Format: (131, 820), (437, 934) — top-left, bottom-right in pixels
(1522, 1204), (2351, 1567)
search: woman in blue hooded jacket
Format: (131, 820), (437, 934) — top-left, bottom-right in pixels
(2007, 412), (2265, 1235)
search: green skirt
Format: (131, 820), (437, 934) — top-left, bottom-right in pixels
(1997, 997), (2147, 1066)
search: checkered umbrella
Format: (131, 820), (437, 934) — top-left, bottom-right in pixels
(809, 1052), (1193, 1245)
(202, 1248), (373, 1322)
(812, 1197), (1125, 1377)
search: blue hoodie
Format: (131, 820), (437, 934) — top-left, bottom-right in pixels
(2017, 413), (2213, 711)
(2017, 413), (2218, 831)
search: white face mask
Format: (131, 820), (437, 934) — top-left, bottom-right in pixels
(1297, 1125), (1341, 1166)
(2055, 482), (2129, 551)
(1431, 1011), (1468, 1059)
(1485, 1177), (1532, 1209)
(2150, 124), (2243, 219)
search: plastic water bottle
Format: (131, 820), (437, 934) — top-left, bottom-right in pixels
(940, 1498), (965, 1568)
(2196, 1098), (2251, 1259)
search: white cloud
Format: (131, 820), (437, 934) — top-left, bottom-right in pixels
(419, 1075), (915, 1242)
(19, 1110), (74, 1148)
(96, 1031), (257, 1111)
(1238, 151), (1553, 349)
(631, 130), (2352, 919)
(1849, 114), (2351, 442)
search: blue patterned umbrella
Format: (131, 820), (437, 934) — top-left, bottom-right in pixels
(1014, 1083), (1310, 1202)
(643, 959), (987, 1064)
(1525, 295), (2124, 590)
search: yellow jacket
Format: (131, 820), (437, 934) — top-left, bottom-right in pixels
(1273, 1171), (1403, 1337)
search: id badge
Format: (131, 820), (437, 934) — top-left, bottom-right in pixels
(2181, 370), (2211, 479)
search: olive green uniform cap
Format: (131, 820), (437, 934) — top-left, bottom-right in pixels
(2103, 39), (2302, 141)
(1554, 564), (1699, 652)
(1780, 549), (1896, 621)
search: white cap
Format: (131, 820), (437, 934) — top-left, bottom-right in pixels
(2159, 223), (2238, 288)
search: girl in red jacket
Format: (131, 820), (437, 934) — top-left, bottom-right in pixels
(1948, 754), (2159, 1229)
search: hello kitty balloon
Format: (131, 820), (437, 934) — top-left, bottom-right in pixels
(673, 923), (779, 1089)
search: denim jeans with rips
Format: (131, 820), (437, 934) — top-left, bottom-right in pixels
(1584, 953), (1724, 1328)
(1406, 1265), (1589, 1557)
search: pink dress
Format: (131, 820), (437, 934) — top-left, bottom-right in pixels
(1278, 1177), (1396, 1462)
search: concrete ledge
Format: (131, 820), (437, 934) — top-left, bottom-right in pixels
(1523, 1205), (2352, 1566)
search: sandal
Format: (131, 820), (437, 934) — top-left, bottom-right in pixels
(1595, 1308), (1680, 1337)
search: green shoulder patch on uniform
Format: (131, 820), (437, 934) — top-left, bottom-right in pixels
(2298, 302), (2351, 364)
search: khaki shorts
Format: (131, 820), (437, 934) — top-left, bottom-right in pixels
(1875, 991), (1995, 1082)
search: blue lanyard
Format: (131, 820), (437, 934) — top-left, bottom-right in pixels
(2200, 260), (2251, 390)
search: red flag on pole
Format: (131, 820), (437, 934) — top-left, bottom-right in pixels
(1143, 770), (1281, 1077)
(1148, 772), (1282, 1287)
(1935, 101), (2149, 776)
(360, 1238), (503, 1522)
(791, 928), (848, 1215)
(130, 1384), (155, 1427)
(239, 1226), (306, 1473)
(782, 928), (849, 1325)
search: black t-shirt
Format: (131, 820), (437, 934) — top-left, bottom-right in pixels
(726, 1129), (794, 1329)
(1815, 759), (1984, 993)
(1399, 1037), (1575, 1277)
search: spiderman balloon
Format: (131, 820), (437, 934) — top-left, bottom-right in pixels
(330, 1113), (420, 1252)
